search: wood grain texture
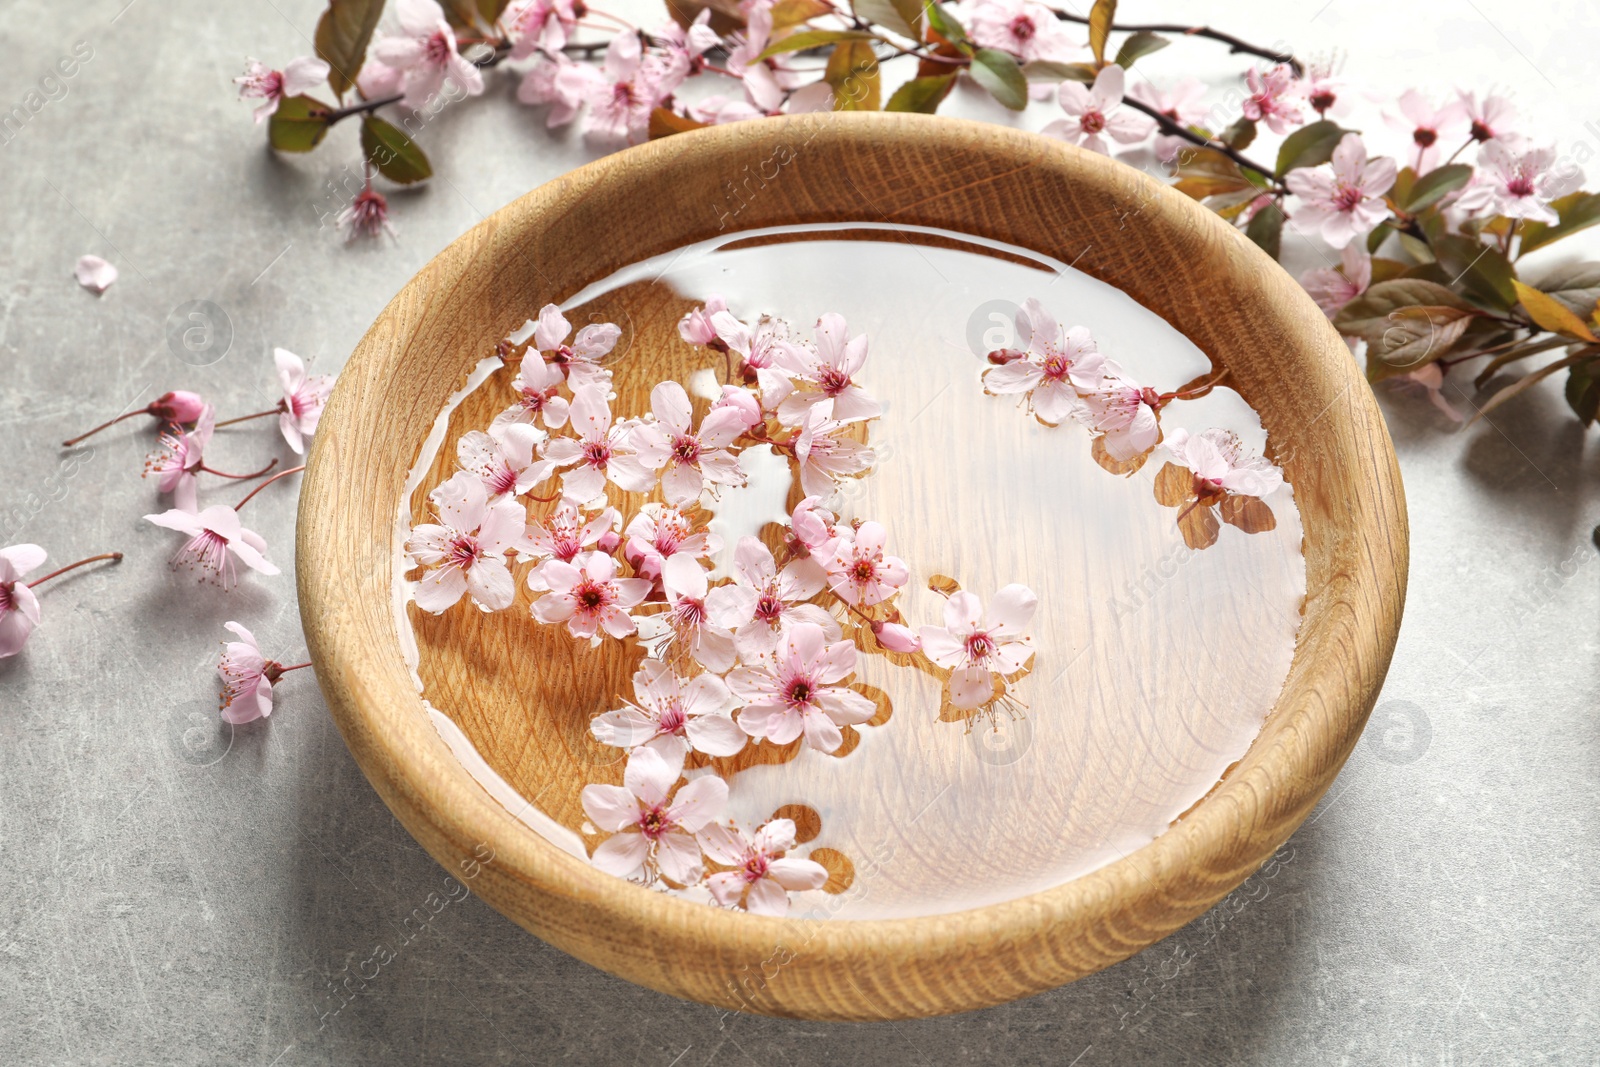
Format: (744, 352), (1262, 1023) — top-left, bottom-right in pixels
(296, 113), (1408, 1020)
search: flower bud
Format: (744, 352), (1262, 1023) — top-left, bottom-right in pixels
(595, 529), (622, 555)
(712, 385), (763, 430)
(149, 390), (207, 423)
(872, 621), (922, 654)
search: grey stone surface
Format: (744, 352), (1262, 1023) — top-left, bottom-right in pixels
(2, 0), (1598, 1064)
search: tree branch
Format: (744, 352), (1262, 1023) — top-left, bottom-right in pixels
(1052, 13), (1303, 75)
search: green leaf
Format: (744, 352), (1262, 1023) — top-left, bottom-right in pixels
(267, 95), (332, 153)
(968, 48), (1028, 111)
(1363, 307), (1476, 380)
(1088, 0), (1116, 65)
(315, 0), (385, 98)
(1334, 278), (1475, 338)
(360, 115), (432, 184)
(1245, 202), (1284, 261)
(1220, 117), (1256, 151)
(1512, 278), (1598, 341)
(477, 0), (512, 23)
(1565, 359), (1600, 426)
(1528, 261), (1600, 317)
(1113, 30), (1168, 68)
(824, 39), (880, 111)
(1275, 119), (1348, 175)
(1431, 234), (1518, 310)
(885, 74), (956, 113)
(1518, 192), (1600, 255)
(850, 0), (915, 38)
(1366, 221), (1393, 254)
(924, 2), (968, 45)
(1400, 164), (1472, 213)
(1397, 232), (1434, 264)
(1022, 60), (1096, 83)
(758, 28), (875, 59)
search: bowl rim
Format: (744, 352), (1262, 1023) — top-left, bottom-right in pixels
(298, 112), (1408, 1020)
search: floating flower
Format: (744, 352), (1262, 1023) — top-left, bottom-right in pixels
(624, 503), (721, 579)
(404, 471), (524, 613)
(0, 544), (46, 658)
(981, 300), (1104, 423)
(872, 620), (922, 653)
(145, 504), (280, 589)
(632, 380), (749, 505)
(371, 0), (485, 111)
(699, 818), (828, 916)
(216, 621), (312, 725)
(234, 56), (329, 122)
(822, 521), (908, 608)
(74, 254), (118, 295)
(713, 310), (796, 390)
(1128, 78), (1209, 161)
(1299, 243), (1372, 316)
(1241, 63), (1304, 134)
(494, 345), (571, 430)
(532, 550), (652, 639)
(580, 746), (727, 885)
(1041, 64), (1153, 156)
(1458, 90), (1517, 144)
(1079, 371), (1163, 461)
(710, 385), (763, 431)
(789, 496), (843, 557)
(274, 348), (334, 455)
(456, 422), (552, 501)
(709, 536), (839, 663)
(919, 585), (1037, 710)
(767, 313), (879, 427)
(1454, 139), (1580, 225)
(1284, 133), (1396, 248)
(591, 659), (746, 762)
(543, 386), (657, 503)
(1154, 429), (1283, 549)
(679, 296), (730, 348)
(728, 622), (875, 753)
(962, 0), (1082, 63)
(651, 553), (738, 671)
(793, 400), (875, 500)
(529, 304), (620, 391)
(523, 503), (620, 568)
(1388, 89), (1466, 172)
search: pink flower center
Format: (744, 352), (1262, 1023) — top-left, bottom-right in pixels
(638, 805), (671, 840)
(1506, 171), (1536, 198)
(784, 676), (816, 709)
(176, 527), (233, 582)
(1470, 120), (1492, 142)
(657, 699), (687, 735)
(574, 577), (613, 613)
(1310, 90), (1335, 113)
(671, 434), (702, 465)
(653, 522), (686, 555)
(850, 557), (877, 585)
(1009, 14), (1036, 41)
(613, 82), (637, 108)
(1412, 127), (1437, 148)
(741, 852), (771, 883)
(1332, 182), (1366, 213)
(446, 534), (482, 570)
(520, 386), (552, 413)
(0, 581), (15, 613)
(754, 591), (785, 623)
(673, 596), (707, 628)
(582, 439), (613, 469)
(424, 31), (452, 68)
(817, 366), (852, 397)
(1042, 353), (1071, 381)
(1081, 110), (1106, 135)
(966, 631), (995, 663)
(489, 465), (519, 497)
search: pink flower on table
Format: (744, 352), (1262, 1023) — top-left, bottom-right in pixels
(581, 746), (727, 885)
(789, 496), (843, 558)
(981, 299), (1105, 424)
(216, 621), (305, 725)
(0, 544), (46, 658)
(592, 659), (746, 761)
(234, 56), (330, 122)
(145, 504), (280, 589)
(709, 535), (839, 663)
(1128, 78), (1208, 162)
(679, 296), (730, 347)
(505, 0), (583, 57)
(584, 33), (687, 144)
(1390, 364), (1464, 423)
(532, 550), (652, 638)
(1299, 243), (1372, 316)
(699, 818), (828, 916)
(648, 554), (738, 671)
(1458, 90), (1517, 144)
(74, 254), (118, 294)
(631, 380), (749, 505)
(1387, 89), (1466, 172)
(1079, 369), (1163, 461)
(769, 313), (880, 427)
(624, 503), (721, 578)
(150, 391), (208, 424)
(1241, 63), (1304, 134)
(143, 404), (214, 500)
(457, 423), (552, 501)
(1301, 60), (1350, 119)
(793, 401), (875, 501)
(962, 0), (1082, 63)
(338, 185), (394, 242)
(728, 622), (875, 753)
(919, 585), (1037, 710)
(274, 348), (334, 455)
(404, 471), (523, 613)
(371, 0), (485, 111)
(516, 52), (603, 128)
(543, 386), (657, 503)
(494, 347), (570, 431)
(1042, 64), (1153, 156)
(1454, 139), (1580, 225)
(1161, 428), (1284, 499)
(523, 503), (620, 568)
(822, 521), (908, 608)
(1284, 133), (1397, 248)
(530, 304), (620, 391)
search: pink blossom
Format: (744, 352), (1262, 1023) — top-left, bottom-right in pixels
(149, 391), (208, 423)
(1042, 64), (1153, 155)
(1391, 364), (1464, 423)
(1241, 63), (1304, 134)
(963, 0), (1083, 63)
(74, 254), (118, 294)
(506, 0), (583, 56)
(495, 345), (570, 430)
(456, 422), (552, 500)
(516, 52), (603, 127)
(592, 659), (746, 762)
(711, 385), (763, 431)
(789, 496), (842, 557)
(530, 304), (620, 391)
(143, 404), (214, 500)
(647, 554), (739, 671)
(793, 401), (875, 500)
(872, 621), (922, 654)
(1300, 243), (1372, 316)
(624, 503), (721, 576)
(699, 818), (827, 916)
(1079, 370), (1163, 461)
(708, 535), (839, 662)
(728, 622), (875, 753)
(234, 56), (329, 122)
(1388, 89), (1466, 172)
(145, 503), (280, 589)
(714, 310), (795, 383)
(1162, 428), (1284, 498)
(679, 296), (730, 347)
(0, 544), (46, 658)
(522, 503), (620, 567)
(532, 550), (652, 638)
(822, 521), (908, 607)
(356, 59), (404, 99)
(543, 386), (657, 503)
(689, 95), (768, 125)
(1458, 90), (1517, 144)
(769, 313), (880, 426)
(1454, 139), (1580, 225)
(405, 471), (523, 613)
(1301, 60), (1350, 119)
(585, 33), (687, 144)
(656, 9), (720, 71)
(724, 6), (799, 113)
(371, 0), (485, 111)
(215, 621), (299, 725)
(1284, 133), (1397, 248)
(274, 348), (334, 455)
(981, 299), (1104, 423)
(919, 585), (1037, 709)
(1128, 78), (1208, 161)
(580, 746), (727, 884)
(631, 380), (749, 504)
(338, 185), (394, 241)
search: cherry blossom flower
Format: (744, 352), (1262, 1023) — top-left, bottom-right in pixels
(789, 496), (843, 557)
(338, 184), (394, 241)
(714, 311), (796, 390)
(580, 746), (727, 885)
(234, 56), (329, 122)
(631, 380), (749, 504)
(532, 550), (652, 638)
(962, 0), (1082, 64)
(689, 95), (767, 125)
(1079, 370), (1163, 461)
(523, 503), (620, 567)
(1458, 90), (1517, 144)
(656, 9), (720, 72)
(822, 521), (908, 608)
(728, 622), (876, 753)
(592, 659), (746, 762)
(919, 585), (1037, 710)
(709, 536), (839, 662)
(981, 300), (1104, 424)
(145, 503), (280, 589)
(404, 471), (523, 613)
(494, 346), (570, 431)
(516, 52), (604, 127)
(793, 401), (875, 500)
(0, 545), (46, 658)
(585, 33), (687, 144)
(1241, 63), (1304, 134)
(457, 422), (552, 500)
(699, 818), (828, 916)
(356, 59), (404, 99)
(1284, 133), (1397, 248)
(770, 313), (880, 426)
(371, 0), (485, 111)
(1128, 78), (1208, 162)
(646, 553), (739, 671)
(1299, 243), (1372, 316)
(724, 5), (799, 113)
(1454, 139), (1581, 225)
(216, 621), (312, 725)
(624, 503), (721, 578)
(1300, 59), (1350, 119)
(1161, 428), (1284, 499)
(505, 0), (583, 57)
(1390, 364), (1464, 423)
(679, 296), (730, 347)
(274, 348), (334, 455)
(1042, 64), (1152, 156)
(1388, 89), (1466, 172)
(711, 385), (763, 431)
(143, 404), (215, 500)
(74, 254), (118, 294)
(529, 304), (620, 390)
(543, 386), (657, 503)
(872, 621), (922, 654)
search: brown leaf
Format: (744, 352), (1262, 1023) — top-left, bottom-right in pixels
(666, 0), (745, 34)
(1153, 462), (1193, 507)
(648, 108), (707, 139)
(1219, 495), (1277, 534)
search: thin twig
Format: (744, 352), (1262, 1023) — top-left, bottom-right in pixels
(1120, 96), (1283, 184)
(1052, 13), (1303, 75)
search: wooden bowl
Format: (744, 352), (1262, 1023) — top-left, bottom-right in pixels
(298, 114), (1407, 1020)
